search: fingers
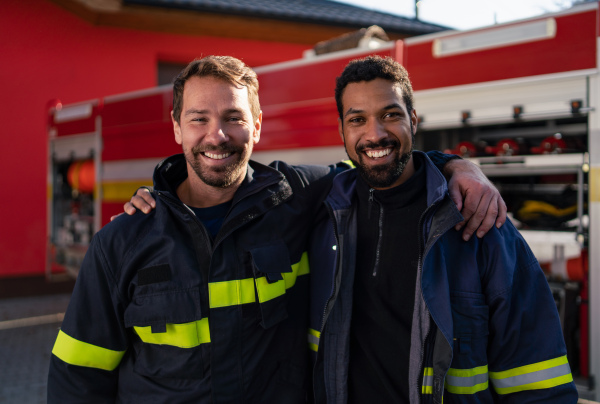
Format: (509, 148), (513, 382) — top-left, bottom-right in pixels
(448, 182), (463, 213)
(472, 195), (499, 240)
(138, 188), (156, 209)
(129, 195), (152, 214)
(496, 197), (507, 229)
(459, 190), (493, 241)
(124, 188), (156, 215)
(110, 212), (124, 221)
(123, 201), (138, 215)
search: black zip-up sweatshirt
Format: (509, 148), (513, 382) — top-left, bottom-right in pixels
(349, 154), (427, 403)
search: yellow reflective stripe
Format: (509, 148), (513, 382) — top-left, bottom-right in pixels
(490, 355), (573, 394)
(209, 278), (256, 308)
(209, 253), (310, 307)
(445, 365), (489, 394)
(133, 318), (210, 348)
(287, 252), (310, 286)
(422, 367), (433, 394)
(52, 330), (125, 371)
(255, 276), (286, 303)
(258, 252), (310, 303)
(308, 328), (321, 352)
(342, 159), (355, 168)
(492, 373), (573, 395)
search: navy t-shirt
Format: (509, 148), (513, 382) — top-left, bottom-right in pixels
(189, 201), (232, 239)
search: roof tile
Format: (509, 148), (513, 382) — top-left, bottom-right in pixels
(124, 0), (448, 34)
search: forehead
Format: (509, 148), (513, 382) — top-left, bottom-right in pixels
(182, 76), (251, 110)
(342, 78), (407, 112)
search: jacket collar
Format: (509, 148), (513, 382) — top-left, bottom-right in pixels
(153, 154), (288, 203)
(327, 151), (450, 211)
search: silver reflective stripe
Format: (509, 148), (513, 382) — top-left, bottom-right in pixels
(308, 333), (320, 346)
(491, 363), (571, 389)
(447, 371), (488, 387)
(423, 374), (433, 387)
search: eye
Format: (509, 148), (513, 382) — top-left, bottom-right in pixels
(191, 117), (207, 123)
(347, 116), (365, 124)
(383, 112), (401, 119)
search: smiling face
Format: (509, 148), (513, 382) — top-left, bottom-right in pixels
(172, 75), (261, 190)
(339, 78), (418, 190)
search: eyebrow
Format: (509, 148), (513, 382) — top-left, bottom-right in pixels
(343, 103), (404, 118)
(184, 109), (208, 116)
(184, 108), (244, 116)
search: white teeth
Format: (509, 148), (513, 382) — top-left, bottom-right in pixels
(365, 148), (391, 158)
(204, 152), (231, 160)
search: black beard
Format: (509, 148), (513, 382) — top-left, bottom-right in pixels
(348, 139), (413, 188)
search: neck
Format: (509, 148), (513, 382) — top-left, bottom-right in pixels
(176, 168), (244, 208)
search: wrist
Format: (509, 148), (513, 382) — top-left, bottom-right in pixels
(442, 155), (463, 179)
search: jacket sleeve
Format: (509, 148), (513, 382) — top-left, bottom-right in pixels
(48, 234), (128, 403)
(484, 221), (578, 403)
(425, 150), (460, 172)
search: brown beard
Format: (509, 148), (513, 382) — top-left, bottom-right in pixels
(185, 143), (249, 188)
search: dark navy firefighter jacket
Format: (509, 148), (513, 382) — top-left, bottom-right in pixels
(308, 151), (578, 403)
(48, 154), (343, 403)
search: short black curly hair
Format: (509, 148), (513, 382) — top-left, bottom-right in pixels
(334, 55), (414, 121)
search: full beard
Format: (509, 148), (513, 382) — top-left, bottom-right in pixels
(348, 139), (413, 189)
(184, 143), (249, 188)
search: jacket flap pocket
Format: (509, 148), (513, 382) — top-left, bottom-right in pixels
(450, 293), (489, 338)
(256, 289), (289, 329)
(124, 287), (202, 329)
(249, 241), (292, 282)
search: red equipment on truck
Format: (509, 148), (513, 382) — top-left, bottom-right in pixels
(47, 3), (600, 399)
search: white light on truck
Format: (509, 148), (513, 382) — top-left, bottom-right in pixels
(433, 18), (556, 57)
(54, 103), (93, 123)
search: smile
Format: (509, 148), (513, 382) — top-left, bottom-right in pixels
(365, 148), (392, 158)
(203, 152), (232, 160)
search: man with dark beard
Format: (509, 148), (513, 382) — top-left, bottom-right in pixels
(308, 56), (578, 403)
(69, 55), (507, 403)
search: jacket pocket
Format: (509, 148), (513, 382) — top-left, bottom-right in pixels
(124, 287), (207, 379)
(248, 241), (293, 329)
(450, 292), (489, 357)
(447, 293), (491, 396)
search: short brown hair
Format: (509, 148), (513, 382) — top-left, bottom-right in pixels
(334, 55), (414, 120)
(172, 56), (260, 123)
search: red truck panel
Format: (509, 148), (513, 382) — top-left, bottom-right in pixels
(257, 47), (397, 151)
(405, 9), (598, 90)
(102, 90), (176, 161)
(51, 105), (100, 137)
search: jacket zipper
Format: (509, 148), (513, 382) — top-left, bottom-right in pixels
(158, 191), (213, 249)
(415, 198), (460, 403)
(213, 177), (286, 248)
(416, 203), (435, 404)
(370, 188), (384, 277)
(368, 188), (374, 219)
(159, 171), (284, 251)
(320, 202), (342, 333)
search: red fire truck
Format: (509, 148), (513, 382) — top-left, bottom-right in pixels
(47, 3), (599, 398)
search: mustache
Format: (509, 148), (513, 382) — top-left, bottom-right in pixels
(191, 144), (242, 156)
(355, 138), (399, 153)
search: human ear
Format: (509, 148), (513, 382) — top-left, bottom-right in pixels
(172, 110), (183, 145)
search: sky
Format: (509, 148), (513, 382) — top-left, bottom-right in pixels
(334, 0), (580, 30)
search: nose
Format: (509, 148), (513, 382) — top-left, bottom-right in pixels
(363, 118), (387, 144)
(204, 122), (229, 145)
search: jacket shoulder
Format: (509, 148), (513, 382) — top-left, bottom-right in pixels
(92, 206), (158, 268)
